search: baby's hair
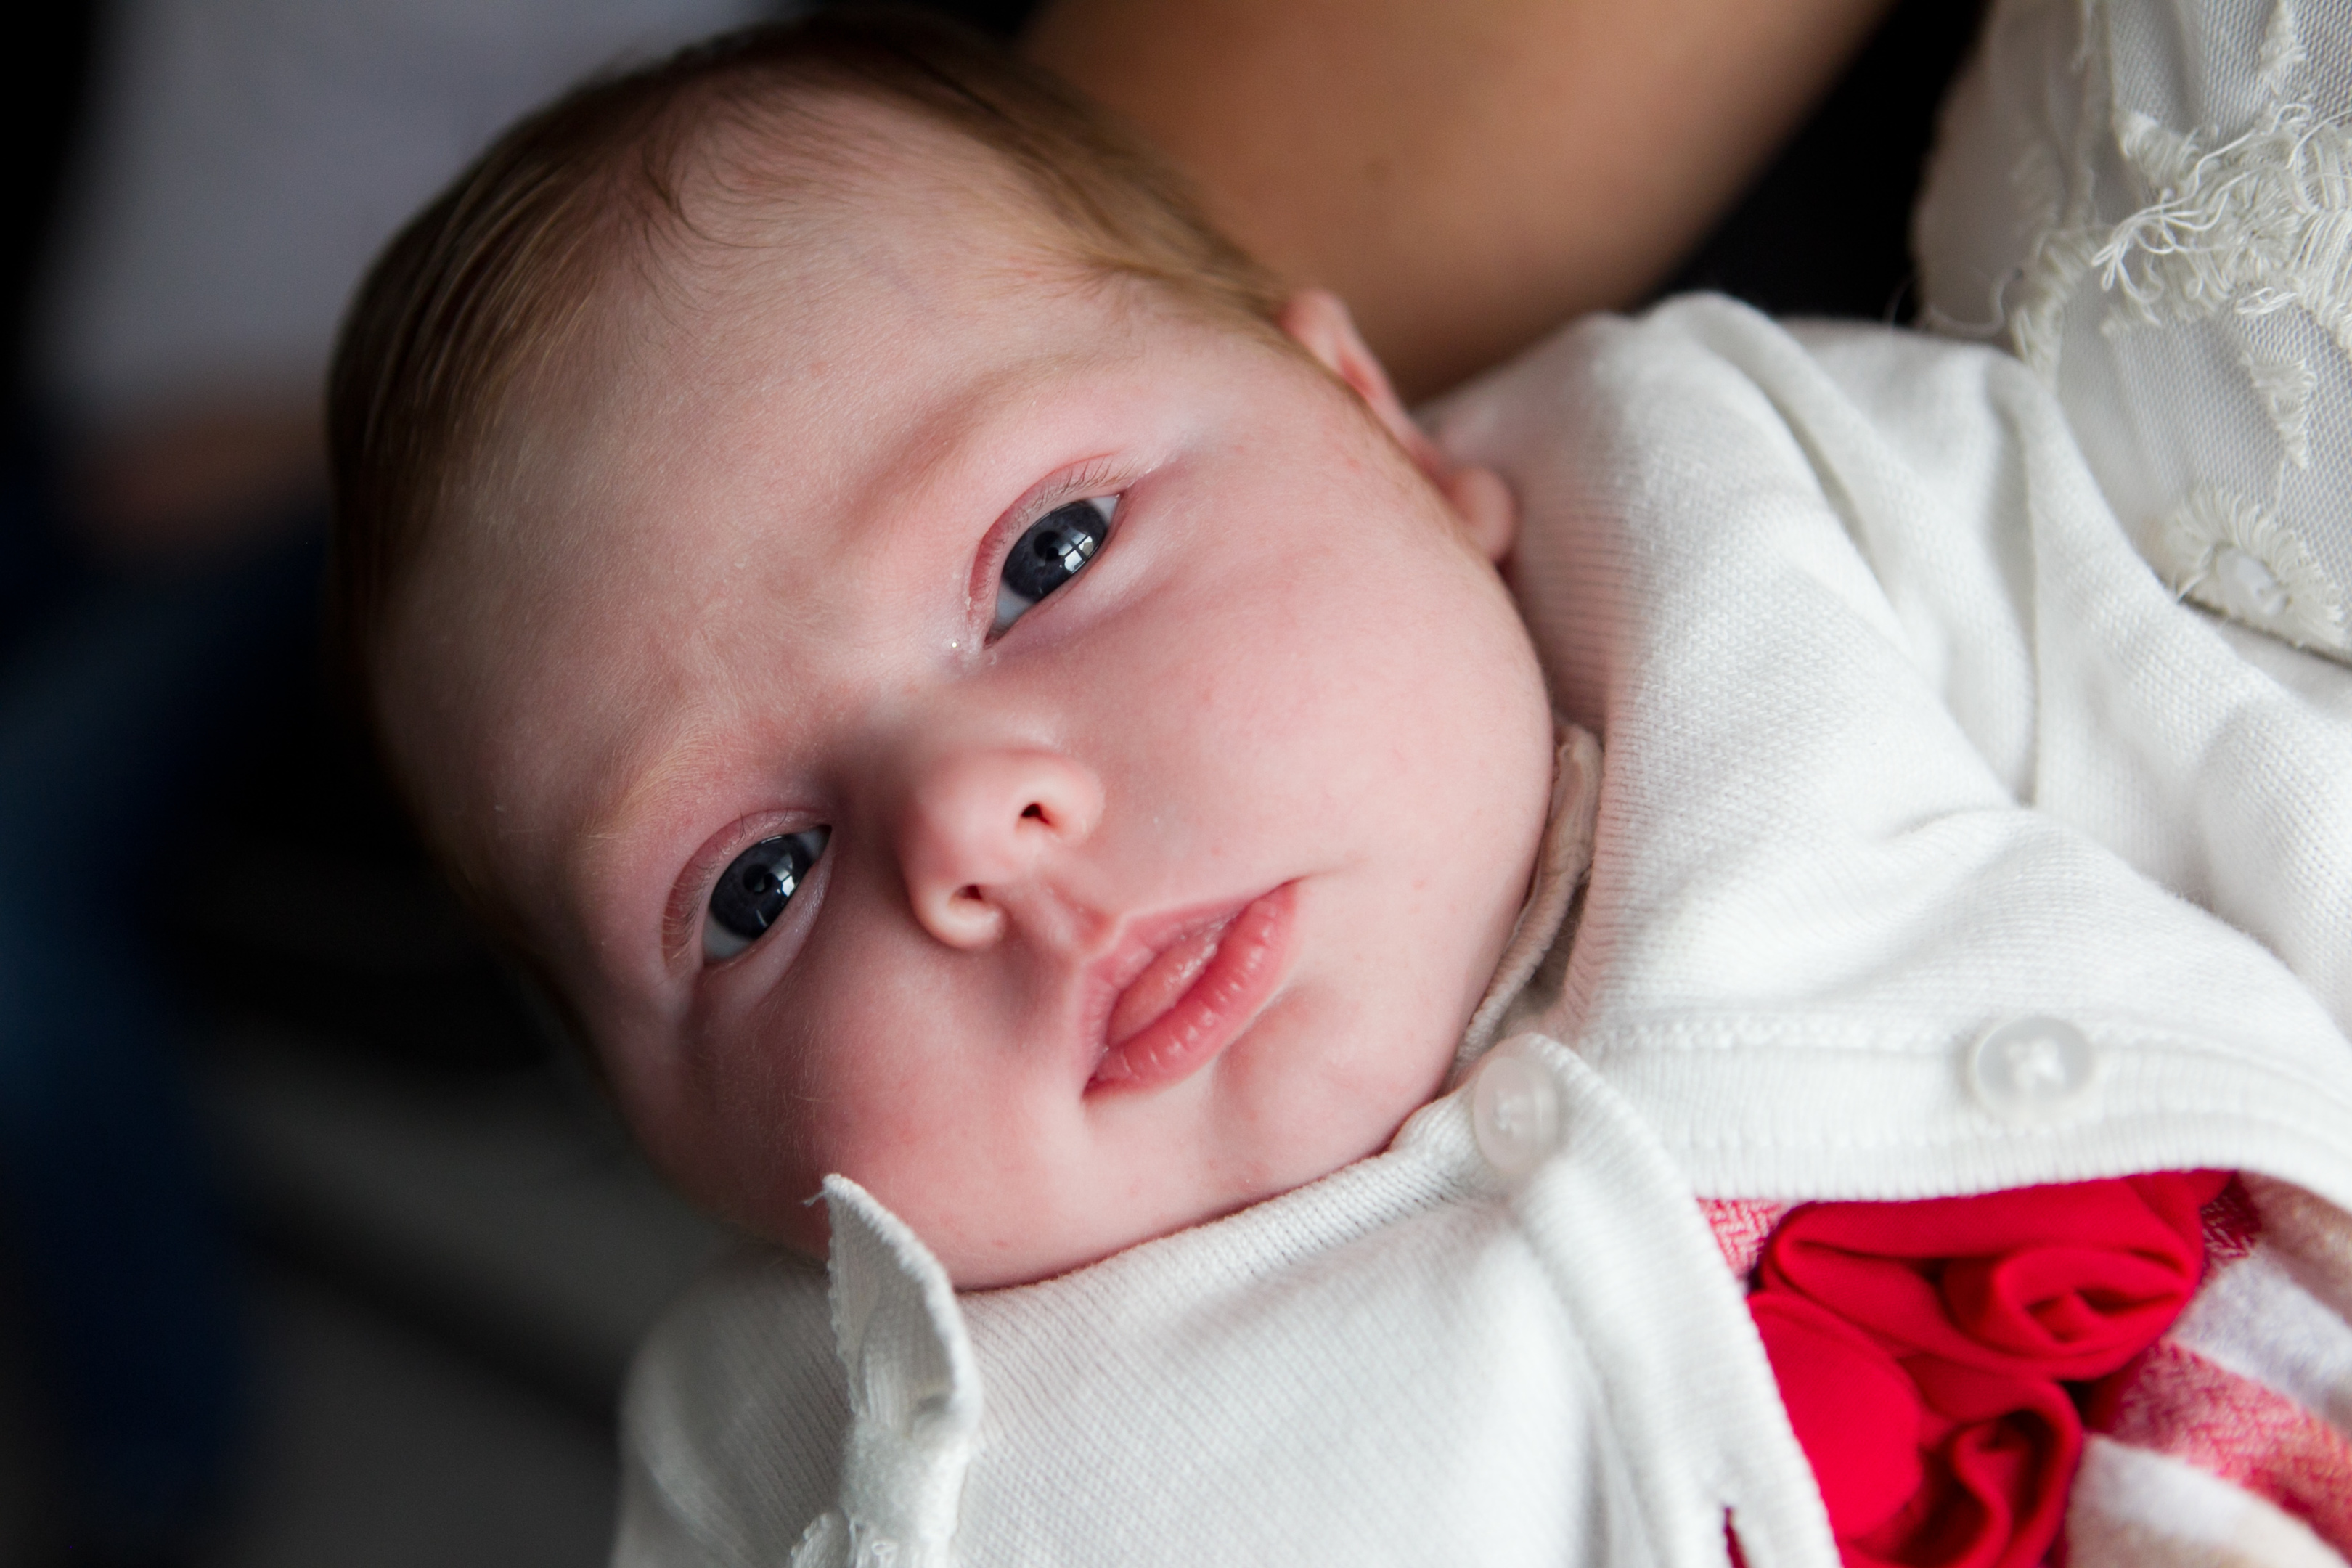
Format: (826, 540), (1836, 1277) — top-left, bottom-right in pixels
(326, 4), (1286, 701)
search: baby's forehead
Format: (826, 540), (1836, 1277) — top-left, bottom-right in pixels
(451, 113), (1092, 518)
(391, 188), (1155, 833)
(428, 83), (1251, 614)
(653, 91), (1079, 300)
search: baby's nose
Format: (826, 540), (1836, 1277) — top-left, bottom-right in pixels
(897, 745), (1103, 948)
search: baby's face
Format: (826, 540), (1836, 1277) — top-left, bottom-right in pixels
(385, 118), (1553, 1286)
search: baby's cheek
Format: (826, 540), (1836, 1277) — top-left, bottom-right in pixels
(1240, 977), (1447, 1160)
(634, 995), (837, 1244)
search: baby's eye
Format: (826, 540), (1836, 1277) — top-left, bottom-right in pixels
(993, 495), (1114, 634)
(703, 828), (829, 962)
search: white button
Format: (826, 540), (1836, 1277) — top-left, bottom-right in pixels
(1471, 1048), (1561, 1177)
(1967, 1016), (2101, 1124)
(2213, 545), (2290, 622)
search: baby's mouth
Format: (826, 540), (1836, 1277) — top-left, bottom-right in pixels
(1105, 917), (1233, 1046)
(1088, 884), (1297, 1091)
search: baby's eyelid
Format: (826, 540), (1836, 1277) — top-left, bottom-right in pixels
(987, 491), (1120, 640)
(661, 812), (815, 965)
(701, 825), (828, 964)
(970, 462), (1127, 624)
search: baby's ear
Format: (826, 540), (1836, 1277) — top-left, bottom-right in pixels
(1278, 290), (1517, 563)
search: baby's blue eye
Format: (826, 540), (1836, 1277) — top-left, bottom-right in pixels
(704, 828), (829, 962)
(994, 495), (1114, 634)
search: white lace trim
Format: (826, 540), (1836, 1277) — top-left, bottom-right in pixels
(2261, 0), (2310, 95)
(789, 1177), (981, 1568)
(2156, 486), (2348, 651)
(2001, 0), (2115, 379)
(2094, 102), (2352, 354)
(2243, 351), (2318, 465)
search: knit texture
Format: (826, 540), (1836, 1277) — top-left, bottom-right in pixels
(618, 301), (2352, 1567)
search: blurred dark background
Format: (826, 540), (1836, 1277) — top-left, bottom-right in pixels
(0, 1), (1980, 1563)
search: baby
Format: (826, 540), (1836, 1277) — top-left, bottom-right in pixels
(332, 11), (2352, 1567)
(333, 15), (1553, 1292)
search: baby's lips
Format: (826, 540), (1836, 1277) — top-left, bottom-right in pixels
(1103, 915), (1232, 1047)
(1087, 884), (1295, 1091)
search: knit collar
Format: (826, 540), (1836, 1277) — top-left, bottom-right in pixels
(1452, 722), (1602, 1084)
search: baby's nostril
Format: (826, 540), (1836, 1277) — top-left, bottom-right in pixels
(1021, 803), (1045, 821)
(955, 884), (984, 905)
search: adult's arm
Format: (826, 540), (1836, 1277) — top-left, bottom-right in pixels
(1024, 0), (1895, 398)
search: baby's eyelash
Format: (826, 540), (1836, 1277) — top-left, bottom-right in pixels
(1005, 460), (1124, 540)
(703, 827), (828, 963)
(1049, 458), (1125, 510)
(975, 459), (1131, 635)
(663, 812), (804, 965)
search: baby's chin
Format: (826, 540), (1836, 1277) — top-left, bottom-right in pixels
(740, 1152), (1288, 1291)
(777, 1123), (1418, 1291)
(814, 1197), (1213, 1292)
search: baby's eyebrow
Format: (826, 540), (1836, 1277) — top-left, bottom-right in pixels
(576, 711), (740, 854)
(571, 349), (1116, 863)
(566, 711), (765, 966)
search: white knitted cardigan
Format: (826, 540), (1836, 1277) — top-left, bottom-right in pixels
(614, 300), (2352, 1568)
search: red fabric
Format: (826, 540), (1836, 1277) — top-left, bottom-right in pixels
(1757, 1173), (2224, 1381)
(2197, 1175), (2263, 1265)
(1702, 1197), (1794, 1279)
(1749, 1294), (1924, 1537)
(1842, 1360), (2080, 1568)
(1748, 1174), (2222, 1568)
(2094, 1339), (2352, 1553)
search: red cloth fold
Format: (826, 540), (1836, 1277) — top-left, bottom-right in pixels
(1845, 1359), (2081, 1568)
(1747, 1174), (2222, 1568)
(1757, 1173), (2223, 1381)
(1749, 1294), (1924, 1538)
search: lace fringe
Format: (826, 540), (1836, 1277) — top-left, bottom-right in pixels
(2095, 103), (2352, 358)
(2155, 486), (2348, 651)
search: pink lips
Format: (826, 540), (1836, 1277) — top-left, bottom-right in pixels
(1088, 883), (1298, 1090)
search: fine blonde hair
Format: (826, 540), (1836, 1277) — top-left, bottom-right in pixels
(327, 7), (1284, 696)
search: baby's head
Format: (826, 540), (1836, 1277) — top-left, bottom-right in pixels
(332, 11), (1554, 1287)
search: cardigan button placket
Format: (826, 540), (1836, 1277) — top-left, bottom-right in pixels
(1967, 1016), (2102, 1124)
(1470, 1035), (1563, 1178)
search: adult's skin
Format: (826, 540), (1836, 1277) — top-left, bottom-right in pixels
(1026, 0), (1897, 399)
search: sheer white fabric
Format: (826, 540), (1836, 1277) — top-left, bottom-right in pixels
(1916, 0), (2352, 661)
